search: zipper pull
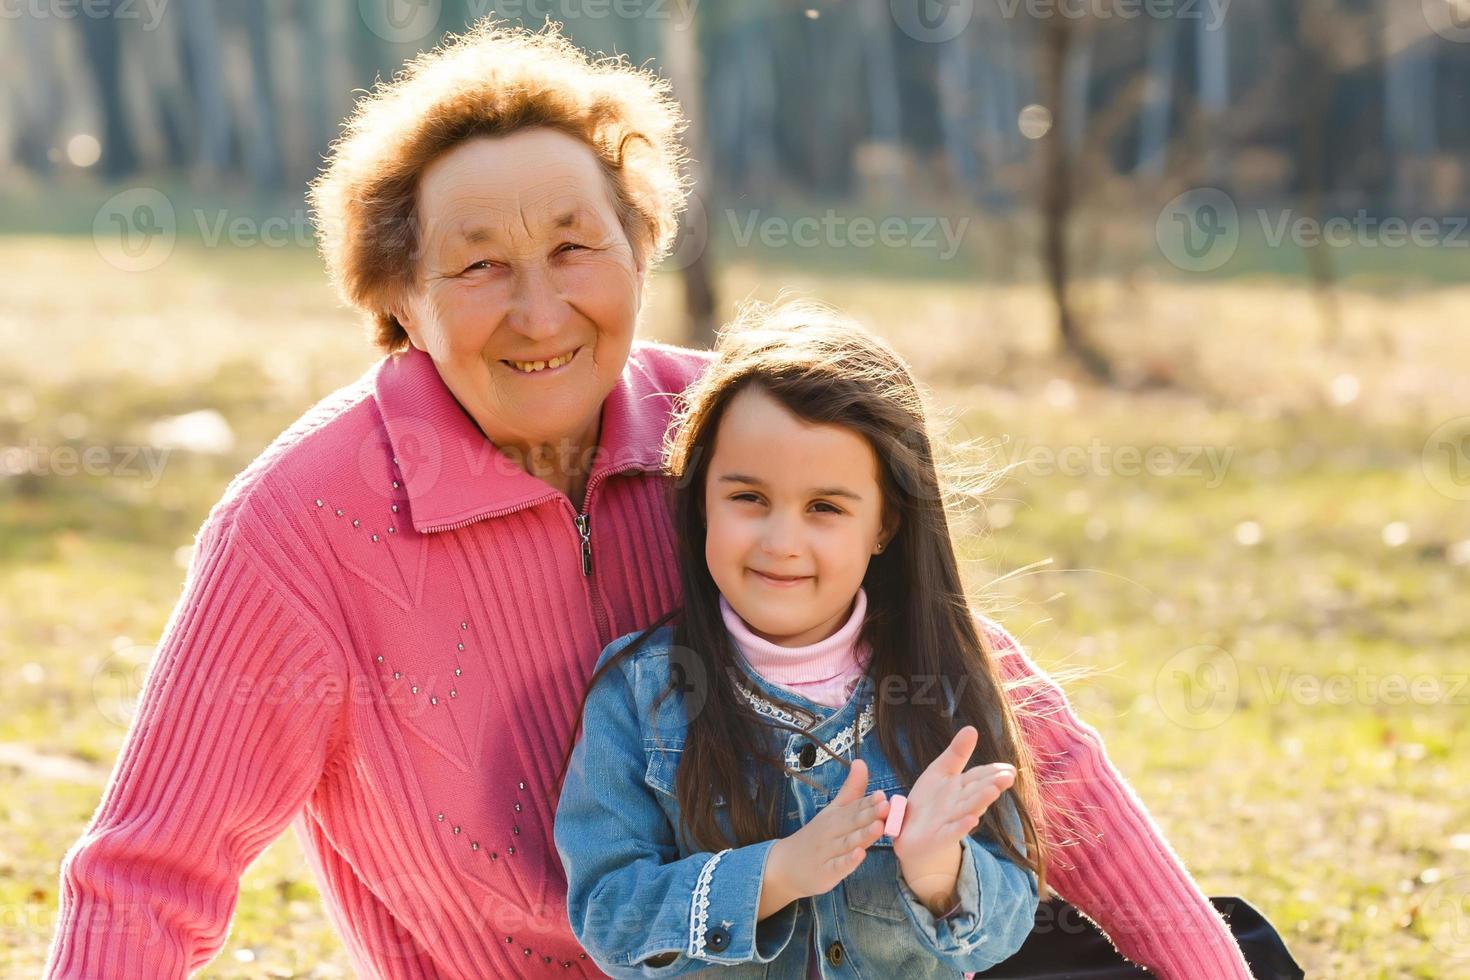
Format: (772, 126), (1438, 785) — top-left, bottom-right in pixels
(574, 513), (593, 577)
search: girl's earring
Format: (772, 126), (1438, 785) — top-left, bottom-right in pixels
(875, 541), (885, 554)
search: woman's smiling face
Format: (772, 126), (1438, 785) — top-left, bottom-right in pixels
(397, 127), (645, 460)
(703, 386), (896, 648)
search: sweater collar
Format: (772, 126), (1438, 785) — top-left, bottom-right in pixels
(374, 345), (668, 533)
(719, 588), (869, 685)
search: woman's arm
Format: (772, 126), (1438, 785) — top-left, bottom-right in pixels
(554, 641), (800, 978)
(43, 508), (348, 980)
(977, 612), (1254, 980)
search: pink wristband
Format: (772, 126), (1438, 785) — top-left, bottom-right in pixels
(884, 794), (907, 839)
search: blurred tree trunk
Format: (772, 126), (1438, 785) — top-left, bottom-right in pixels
(299, 1), (333, 178)
(1136, 15), (1178, 175)
(1063, 27), (1093, 152)
(349, 8), (388, 88)
(1297, 0), (1342, 347)
(244, 1), (285, 190)
(974, 6), (1020, 206)
(1040, 11), (1112, 383)
(858, 0), (904, 201)
(77, 2), (139, 177)
(13, 16), (60, 172)
(312, 3), (357, 163)
(781, 3), (856, 195)
(665, 0), (718, 348)
(141, 13), (191, 169)
(1383, 1), (1438, 211)
(709, 4), (778, 199)
(937, 32), (977, 189)
(1196, 12), (1229, 182)
(183, 0), (232, 179)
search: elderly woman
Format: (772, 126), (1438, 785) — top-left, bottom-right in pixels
(43, 21), (1251, 980)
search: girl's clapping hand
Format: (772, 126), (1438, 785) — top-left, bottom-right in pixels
(891, 726), (1016, 909)
(768, 758), (891, 901)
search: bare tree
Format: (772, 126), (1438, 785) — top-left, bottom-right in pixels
(1039, 12), (1114, 382)
(664, 0), (718, 348)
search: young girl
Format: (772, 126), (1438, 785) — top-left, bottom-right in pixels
(554, 300), (1046, 978)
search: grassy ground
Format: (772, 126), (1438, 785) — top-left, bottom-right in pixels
(1, 237), (1467, 978)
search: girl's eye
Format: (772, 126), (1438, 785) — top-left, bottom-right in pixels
(729, 493), (840, 514)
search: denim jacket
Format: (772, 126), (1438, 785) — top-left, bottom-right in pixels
(554, 626), (1039, 978)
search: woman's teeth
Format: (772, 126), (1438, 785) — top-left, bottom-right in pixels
(508, 350), (576, 373)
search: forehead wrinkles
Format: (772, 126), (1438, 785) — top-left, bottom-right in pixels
(425, 167), (615, 251)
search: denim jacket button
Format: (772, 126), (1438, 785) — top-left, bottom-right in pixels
(825, 940), (845, 966)
(798, 743), (817, 769)
(706, 925), (730, 952)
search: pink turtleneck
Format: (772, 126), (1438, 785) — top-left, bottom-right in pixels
(719, 588), (871, 708)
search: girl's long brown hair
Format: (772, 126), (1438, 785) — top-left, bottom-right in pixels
(559, 299), (1048, 894)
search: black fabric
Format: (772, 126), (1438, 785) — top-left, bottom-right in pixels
(974, 896), (1305, 979)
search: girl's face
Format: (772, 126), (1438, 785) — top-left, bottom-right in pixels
(704, 386), (896, 648)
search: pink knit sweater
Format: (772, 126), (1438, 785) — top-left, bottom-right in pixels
(43, 341), (1251, 979)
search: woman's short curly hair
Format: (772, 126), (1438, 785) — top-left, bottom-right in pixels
(307, 19), (690, 353)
